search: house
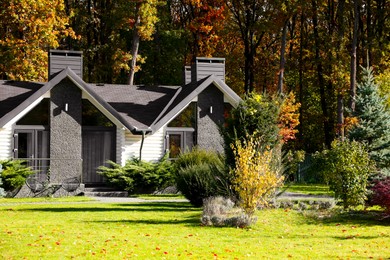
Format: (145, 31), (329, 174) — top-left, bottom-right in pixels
(0, 50), (241, 195)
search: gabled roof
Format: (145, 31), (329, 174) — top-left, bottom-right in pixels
(0, 68), (241, 134)
(150, 75), (241, 131)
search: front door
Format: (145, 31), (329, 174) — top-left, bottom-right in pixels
(82, 127), (115, 184)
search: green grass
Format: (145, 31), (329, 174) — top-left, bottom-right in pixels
(0, 196), (95, 204)
(131, 194), (186, 200)
(1, 199), (389, 259)
(284, 183), (335, 196)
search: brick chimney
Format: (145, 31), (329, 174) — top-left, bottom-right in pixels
(49, 50), (83, 79)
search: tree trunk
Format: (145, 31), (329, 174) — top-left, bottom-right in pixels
(128, 3), (141, 86)
(349, 0), (359, 111)
(298, 11), (304, 147)
(244, 41), (255, 94)
(278, 21), (288, 94)
(337, 94), (344, 140)
(312, 0), (332, 148)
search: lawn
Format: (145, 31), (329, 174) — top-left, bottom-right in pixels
(0, 198), (389, 259)
(284, 183), (335, 196)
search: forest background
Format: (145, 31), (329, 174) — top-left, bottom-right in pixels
(1, 0), (389, 154)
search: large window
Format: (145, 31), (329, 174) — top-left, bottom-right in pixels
(82, 99), (113, 127)
(166, 102), (197, 158)
(168, 102), (197, 128)
(16, 99), (49, 125)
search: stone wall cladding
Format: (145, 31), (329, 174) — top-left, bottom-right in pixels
(50, 78), (82, 183)
(197, 84), (224, 153)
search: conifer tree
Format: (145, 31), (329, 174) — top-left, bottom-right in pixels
(348, 67), (390, 172)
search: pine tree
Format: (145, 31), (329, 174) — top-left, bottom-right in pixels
(348, 67), (390, 172)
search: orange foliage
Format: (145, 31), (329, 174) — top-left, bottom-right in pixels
(174, 0), (227, 58)
(278, 92), (301, 143)
(0, 0), (76, 81)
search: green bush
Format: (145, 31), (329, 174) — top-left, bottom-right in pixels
(221, 92), (280, 169)
(313, 140), (375, 209)
(0, 164), (6, 197)
(98, 156), (174, 193)
(0, 160), (34, 192)
(174, 148), (233, 207)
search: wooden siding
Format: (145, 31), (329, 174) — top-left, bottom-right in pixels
(0, 127), (12, 159)
(117, 128), (125, 165)
(122, 127), (165, 163)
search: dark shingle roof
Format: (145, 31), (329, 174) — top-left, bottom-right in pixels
(0, 68), (241, 133)
(0, 80), (44, 118)
(87, 84), (179, 129)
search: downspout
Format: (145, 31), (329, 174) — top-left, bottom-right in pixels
(139, 130), (145, 161)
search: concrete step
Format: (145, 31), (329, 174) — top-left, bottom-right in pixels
(84, 187), (128, 197)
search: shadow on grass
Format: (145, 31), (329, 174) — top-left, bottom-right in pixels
(10, 202), (200, 213)
(305, 209), (390, 227)
(331, 234), (390, 240)
(88, 214), (201, 226)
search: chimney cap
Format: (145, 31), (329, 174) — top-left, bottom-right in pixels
(49, 49), (83, 56)
(194, 57), (225, 63)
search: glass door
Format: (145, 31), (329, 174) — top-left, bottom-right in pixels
(13, 129), (50, 175)
(14, 130), (34, 159)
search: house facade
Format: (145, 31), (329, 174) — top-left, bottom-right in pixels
(0, 50), (241, 193)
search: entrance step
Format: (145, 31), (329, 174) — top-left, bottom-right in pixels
(84, 187), (128, 197)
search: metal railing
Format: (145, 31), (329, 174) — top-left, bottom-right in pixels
(12, 158), (83, 184)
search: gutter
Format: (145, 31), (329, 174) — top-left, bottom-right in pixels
(139, 130), (146, 161)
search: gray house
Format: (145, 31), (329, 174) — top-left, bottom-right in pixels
(0, 50), (241, 193)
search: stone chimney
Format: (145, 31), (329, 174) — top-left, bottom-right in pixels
(184, 57), (225, 85)
(49, 50), (83, 79)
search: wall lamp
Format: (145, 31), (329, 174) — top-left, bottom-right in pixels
(65, 103), (69, 112)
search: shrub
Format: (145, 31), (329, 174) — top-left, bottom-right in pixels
(369, 177), (390, 214)
(201, 196), (256, 228)
(0, 160), (34, 192)
(98, 156), (174, 193)
(231, 137), (284, 216)
(314, 139), (374, 209)
(222, 92), (280, 169)
(174, 148), (233, 207)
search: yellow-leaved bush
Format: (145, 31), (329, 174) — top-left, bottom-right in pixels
(231, 137), (284, 216)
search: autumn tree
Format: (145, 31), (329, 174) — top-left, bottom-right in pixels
(278, 92), (300, 144)
(226, 0), (285, 93)
(128, 0), (161, 85)
(0, 0), (76, 81)
(170, 0), (226, 61)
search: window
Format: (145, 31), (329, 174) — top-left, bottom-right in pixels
(166, 129), (195, 159)
(82, 99), (113, 127)
(168, 102), (197, 128)
(16, 99), (49, 125)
